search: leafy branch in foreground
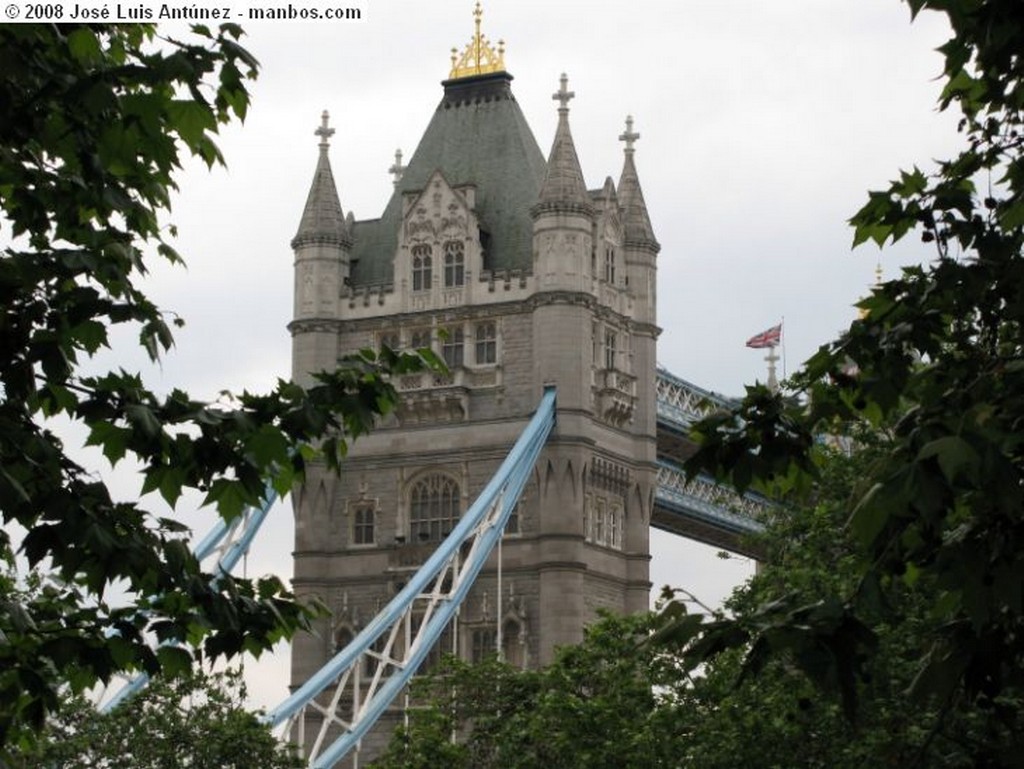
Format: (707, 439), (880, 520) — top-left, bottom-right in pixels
(656, 0), (1024, 760)
(0, 24), (434, 751)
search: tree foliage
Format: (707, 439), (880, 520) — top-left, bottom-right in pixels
(656, 0), (1024, 763)
(9, 668), (303, 769)
(380, 437), (1023, 768)
(0, 23), (430, 750)
(371, 613), (687, 769)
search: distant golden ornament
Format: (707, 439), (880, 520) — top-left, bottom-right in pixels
(449, 2), (505, 79)
(859, 262), (884, 320)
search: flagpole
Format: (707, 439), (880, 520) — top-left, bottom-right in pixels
(765, 346), (779, 393)
(781, 316), (786, 381)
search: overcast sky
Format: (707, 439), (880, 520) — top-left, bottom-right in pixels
(66, 1), (963, 711)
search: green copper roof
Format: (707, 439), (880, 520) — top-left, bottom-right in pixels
(351, 72), (547, 286)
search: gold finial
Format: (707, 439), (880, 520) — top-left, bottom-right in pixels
(859, 262), (884, 320)
(449, 2), (506, 79)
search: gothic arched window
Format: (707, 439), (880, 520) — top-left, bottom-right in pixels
(412, 244), (432, 291)
(443, 240), (465, 287)
(409, 474), (461, 543)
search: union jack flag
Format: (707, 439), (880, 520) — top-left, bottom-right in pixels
(745, 323), (782, 349)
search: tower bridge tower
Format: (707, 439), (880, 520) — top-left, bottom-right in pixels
(289, 4), (660, 757)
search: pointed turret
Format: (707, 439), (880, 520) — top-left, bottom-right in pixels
(292, 110), (350, 250)
(533, 74), (593, 216)
(616, 115), (657, 249)
(290, 111), (349, 385)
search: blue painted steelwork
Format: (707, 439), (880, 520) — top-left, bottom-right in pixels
(653, 460), (767, 536)
(96, 366), (772, 766)
(98, 486), (278, 713)
(263, 387), (557, 768)
(655, 365), (735, 433)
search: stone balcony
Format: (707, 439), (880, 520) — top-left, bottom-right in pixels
(592, 367), (636, 425)
(393, 365), (503, 424)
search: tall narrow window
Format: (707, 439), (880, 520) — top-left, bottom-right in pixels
(503, 619), (525, 668)
(608, 503), (620, 549)
(412, 244), (432, 291)
(442, 328), (464, 368)
(353, 504), (375, 546)
(379, 332), (400, 351)
(506, 500), (521, 535)
(604, 329), (617, 371)
(594, 497), (607, 544)
(471, 627), (497, 663)
(409, 474), (461, 543)
(410, 615), (454, 670)
(604, 246), (616, 285)
(443, 240), (465, 287)
(474, 321), (497, 365)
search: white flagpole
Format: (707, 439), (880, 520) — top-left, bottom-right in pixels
(781, 316), (786, 381)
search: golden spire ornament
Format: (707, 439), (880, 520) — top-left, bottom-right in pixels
(449, 2), (506, 79)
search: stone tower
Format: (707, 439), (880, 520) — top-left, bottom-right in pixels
(288, 5), (660, 757)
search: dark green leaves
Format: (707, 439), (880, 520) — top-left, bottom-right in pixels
(0, 22), (431, 752)
(654, 4), (1024, 762)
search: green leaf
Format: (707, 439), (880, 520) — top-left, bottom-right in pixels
(166, 100), (218, 152)
(156, 646), (193, 677)
(125, 404), (162, 439)
(849, 482), (889, 547)
(204, 479), (250, 520)
(66, 28), (102, 64)
(917, 435), (980, 484)
(85, 422), (132, 465)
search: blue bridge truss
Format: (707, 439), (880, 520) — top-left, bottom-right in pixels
(103, 368), (771, 766)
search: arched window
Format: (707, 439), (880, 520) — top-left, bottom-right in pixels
(409, 474), (461, 543)
(412, 244), (432, 291)
(443, 240), (465, 287)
